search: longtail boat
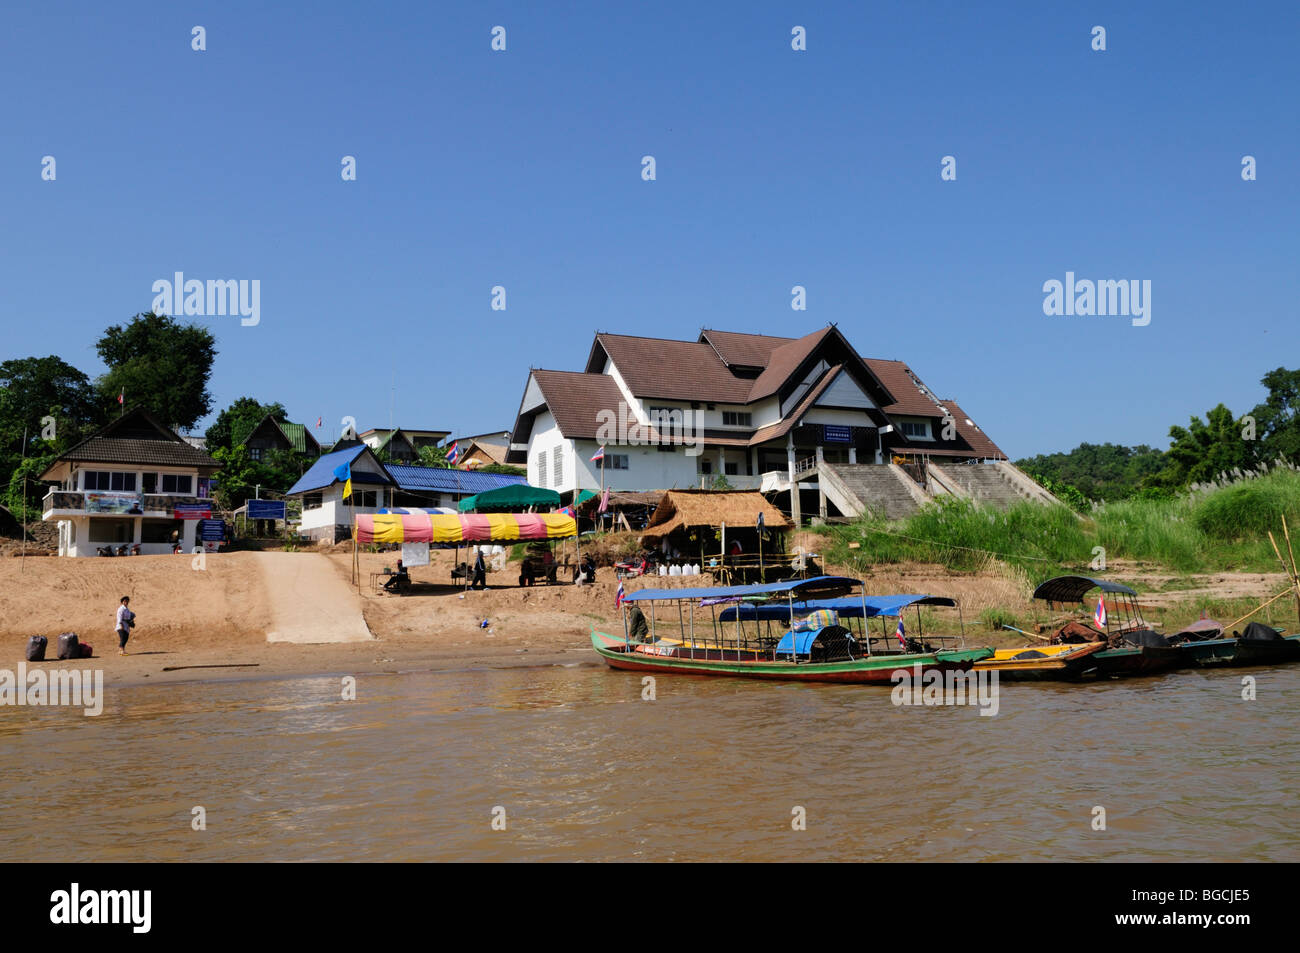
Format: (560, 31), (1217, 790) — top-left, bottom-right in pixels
(972, 640), (1107, 681)
(591, 576), (991, 684)
(1031, 576), (1182, 677)
(1168, 618), (1300, 667)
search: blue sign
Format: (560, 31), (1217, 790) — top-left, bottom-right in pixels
(198, 519), (226, 541)
(824, 425), (851, 443)
(247, 499), (287, 520)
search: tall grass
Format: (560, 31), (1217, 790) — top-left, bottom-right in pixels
(817, 468), (1300, 577)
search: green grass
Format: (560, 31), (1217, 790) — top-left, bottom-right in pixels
(815, 467), (1300, 577)
(977, 607), (1019, 631)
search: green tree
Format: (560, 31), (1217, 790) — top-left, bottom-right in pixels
(1016, 442), (1165, 500)
(206, 397), (290, 452)
(210, 445), (301, 509)
(1156, 404), (1255, 488)
(96, 312), (217, 430)
(417, 445), (452, 468)
(1248, 367), (1300, 465)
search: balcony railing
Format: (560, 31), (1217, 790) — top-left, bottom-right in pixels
(42, 489), (215, 518)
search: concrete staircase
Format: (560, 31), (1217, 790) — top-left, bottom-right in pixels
(927, 462), (1059, 508)
(818, 464), (928, 520)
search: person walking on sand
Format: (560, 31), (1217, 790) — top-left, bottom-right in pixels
(115, 595), (136, 656)
(471, 548), (487, 590)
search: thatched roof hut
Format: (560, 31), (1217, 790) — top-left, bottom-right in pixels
(640, 490), (793, 544)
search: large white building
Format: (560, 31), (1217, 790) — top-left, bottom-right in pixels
(39, 408), (222, 556)
(506, 326), (1008, 504)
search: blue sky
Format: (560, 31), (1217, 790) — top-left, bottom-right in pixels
(3, 1), (1296, 458)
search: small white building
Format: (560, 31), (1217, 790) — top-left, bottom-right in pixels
(39, 408), (222, 556)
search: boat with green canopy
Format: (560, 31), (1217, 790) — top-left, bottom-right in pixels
(591, 576), (991, 683)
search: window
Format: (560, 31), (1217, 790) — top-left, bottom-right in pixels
(84, 471), (136, 492)
(142, 519), (182, 543)
(722, 411), (752, 427)
(142, 472), (157, 494)
(536, 450), (547, 487)
(552, 446), (564, 486)
(648, 406), (684, 440)
(700, 460), (713, 475)
(88, 518), (133, 543)
(597, 454), (628, 470)
(353, 490), (379, 508)
(303, 493), (323, 510)
(724, 462), (739, 476)
(901, 421), (930, 439)
(161, 474), (193, 494)
(249, 447), (263, 461)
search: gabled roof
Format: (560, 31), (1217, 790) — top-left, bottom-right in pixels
(40, 407), (219, 479)
(529, 369), (629, 440)
(748, 364), (847, 445)
(587, 334), (754, 403)
(699, 329), (794, 368)
(240, 415), (320, 455)
(641, 490), (793, 542)
(285, 446), (393, 496)
(863, 359), (946, 416)
(744, 327), (838, 402)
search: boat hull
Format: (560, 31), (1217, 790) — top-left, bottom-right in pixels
(1177, 634), (1300, 667)
(1082, 645), (1183, 677)
(972, 642), (1106, 681)
(591, 630), (992, 684)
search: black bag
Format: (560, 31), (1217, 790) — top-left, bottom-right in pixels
(56, 632), (80, 660)
(26, 636), (47, 662)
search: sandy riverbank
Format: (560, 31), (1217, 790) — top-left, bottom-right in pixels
(1, 545), (1291, 689)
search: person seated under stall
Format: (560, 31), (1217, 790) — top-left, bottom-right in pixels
(383, 559), (410, 593)
(518, 556), (536, 587)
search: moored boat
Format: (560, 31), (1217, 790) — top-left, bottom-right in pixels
(972, 640), (1107, 681)
(592, 576), (992, 684)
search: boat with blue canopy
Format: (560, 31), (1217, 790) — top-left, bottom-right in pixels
(591, 576), (991, 683)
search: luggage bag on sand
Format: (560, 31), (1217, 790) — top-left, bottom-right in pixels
(78, 642), (94, 659)
(26, 636), (47, 662)
(56, 632), (80, 660)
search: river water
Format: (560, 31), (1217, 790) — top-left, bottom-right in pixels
(2, 662), (1297, 861)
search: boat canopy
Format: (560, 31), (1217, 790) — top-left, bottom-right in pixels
(622, 575), (860, 604)
(1032, 575), (1137, 603)
(775, 628), (852, 656)
(718, 594), (956, 622)
(355, 511), (576, 544)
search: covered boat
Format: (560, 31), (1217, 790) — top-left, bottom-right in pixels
(591, 576), (991, 684)
(1031, 576), (1182, 677)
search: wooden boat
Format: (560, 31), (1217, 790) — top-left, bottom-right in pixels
(972, 641), (1107, 681)
(593, 576), (993, 684)
(1169, 618), (1300, 667)
(1031, 576), (1184, 678)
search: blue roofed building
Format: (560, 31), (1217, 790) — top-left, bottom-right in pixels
(287, 449), (527, 543)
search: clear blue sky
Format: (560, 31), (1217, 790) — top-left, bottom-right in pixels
(3, 1), (1296, 458)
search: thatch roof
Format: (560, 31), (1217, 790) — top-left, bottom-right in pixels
(640, 490), (793, 542)
(577, 489), (664, 515)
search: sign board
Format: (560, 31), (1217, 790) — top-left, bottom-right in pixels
(247, 499), (287, 521)
(198, 519), (226, 541)
(401, 542), (430, 568)
(85, 492), (143, 515)
(823, 425), (851, 443)
(174, 503), (212, 520)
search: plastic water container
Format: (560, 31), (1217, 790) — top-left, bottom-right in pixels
(690, 563), (700, 575)
(669, 564), (681, 576)
(658, 565), (667, 576)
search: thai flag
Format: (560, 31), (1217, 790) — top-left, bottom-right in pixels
(117, 389), (124, 406)
(446, 441), (460, 465)
(895, 617), (906, 649)
(591, 445), (605, 464)
(615, 582), (626, 608)
(1094, 594), (1107, 628)
(316, 416), (322, 428)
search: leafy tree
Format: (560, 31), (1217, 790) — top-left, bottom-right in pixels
(1155, 404), (1255, 487)
(1247, 367), (1300, 465)
(206, 397), (289, 452)
(417, 445), (452, 468)
(1016, 442), (1165, 501)
(96, 312), (217, 430)
(210, 445), (302, 509)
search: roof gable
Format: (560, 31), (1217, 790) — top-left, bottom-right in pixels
(41, 407), (220, 476)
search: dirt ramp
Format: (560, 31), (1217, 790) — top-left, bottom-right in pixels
(256, 552), (373, 644)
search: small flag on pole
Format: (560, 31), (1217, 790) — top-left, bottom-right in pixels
(317, 416), (322, 428)
(446, 441), (460, 465)
(590, 445), (605, 464)
(117, 389), (124, 406)
(332, 461), (353, 500)
(895, 617), (907, 649)
(598, 487), (610, 513)
(615, 581), (626, 608)
(1094, 594), (1107, 628)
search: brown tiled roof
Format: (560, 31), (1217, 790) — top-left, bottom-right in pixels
(745, 328), (837, 402)
(530, 370), (630, 440)
(934, 399), (1007, 459)
(591, 334), (753, 403)
(699, 329), (795, 368)
(863, 358), (946, 416)
(45, 408), (220, 474)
